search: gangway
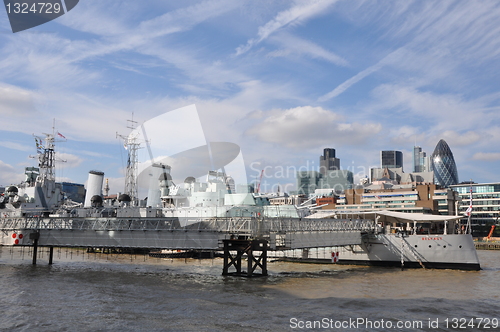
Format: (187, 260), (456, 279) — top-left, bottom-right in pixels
(0, 216), (376, 276)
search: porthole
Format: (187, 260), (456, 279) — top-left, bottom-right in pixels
(414, 245), (418, 248)
(459, 245), (462, 249)
(429, 245), (432, 248)
(443, 245), (447, 248)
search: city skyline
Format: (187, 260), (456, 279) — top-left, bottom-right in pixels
(0, 1), (499, 193)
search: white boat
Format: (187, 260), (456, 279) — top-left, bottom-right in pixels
(287, 210), (480, 270)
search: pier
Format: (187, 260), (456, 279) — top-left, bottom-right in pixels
(475, 241), (500, 250)
(0, 216), (374, 276)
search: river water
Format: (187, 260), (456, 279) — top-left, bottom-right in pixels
(0, 247), (499, 331)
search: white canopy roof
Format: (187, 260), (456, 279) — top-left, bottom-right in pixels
(308, 210), (462, 223)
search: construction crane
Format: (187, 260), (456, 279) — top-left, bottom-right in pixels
(486, 225), (496, 241)
(256, 169), (264, 194)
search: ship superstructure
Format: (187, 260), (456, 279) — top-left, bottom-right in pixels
(0, 133), (65, 217)
(0, 124), (300, 224)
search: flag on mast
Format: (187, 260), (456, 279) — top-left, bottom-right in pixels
(465, 185), (473, 216)
(34, 137), (43, 153)
(57, 132), (66, 139)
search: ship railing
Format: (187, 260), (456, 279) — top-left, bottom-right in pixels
(259, 218), (376, 233)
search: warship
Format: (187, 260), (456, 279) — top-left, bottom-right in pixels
(0, 107), (480, 270)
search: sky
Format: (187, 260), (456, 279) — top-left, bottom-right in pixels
(1, 0), (499, 195)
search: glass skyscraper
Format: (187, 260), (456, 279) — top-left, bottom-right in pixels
(431, 139), (459, 187)
(413, 146), (428, 172)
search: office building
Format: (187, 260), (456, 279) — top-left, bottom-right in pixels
(431, 139), (459, 187)
(319, 148), (340, 176)
(297, 169), (353, 196)
(413, 146), (430, 172)
(450, 182), (500, 225)
(329, 184), (458, 215)
(296, 171), (321, 196)
(317, 170), (354, 195)
(381, 150), (403, 170)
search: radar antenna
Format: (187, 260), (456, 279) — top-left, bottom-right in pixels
(116, 114), (141, 204)
(33, 133), (56, 184)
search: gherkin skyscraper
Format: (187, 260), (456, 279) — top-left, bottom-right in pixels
(431, 139), (459, 187)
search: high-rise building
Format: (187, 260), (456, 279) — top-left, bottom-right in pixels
(450, 182), (500, 225)
(319, 148), (340, 175)
(296, 169), (353, 196)
(413, 146), (429, 172)
(296, 171), (321, 196)
(317, 170), (353, 195)
(431, 139), (459, 188)
(381, 150), (403, 170)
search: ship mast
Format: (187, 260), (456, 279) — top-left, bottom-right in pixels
(117, 114), (141, 204)
(466, 180), (473, 234)
(30, 120), (66, 204)
(36, 133), (56, 184)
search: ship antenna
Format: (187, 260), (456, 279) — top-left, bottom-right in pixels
(116, 113), (141, 205)
(31, 120), (67, 186)
(466, 179), (473, 234)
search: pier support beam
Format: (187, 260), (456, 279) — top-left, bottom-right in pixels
(222, 239), (268, 277)
(30, 232), (40, 265)
(48, 246), (54, 265)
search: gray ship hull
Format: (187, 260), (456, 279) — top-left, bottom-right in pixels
(273, 233), (480, 270)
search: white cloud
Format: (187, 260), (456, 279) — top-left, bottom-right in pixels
(58, 0), (134, 36)
(368, 84), (494, 133)
(318, 48), (405, 102)
(103, 177), (126, 196)
(339, 1), (500, 63)
(56, 152), (84, 169)
(0, 160), (24, 186)
(0, 83), (37, 117)
(138, 0), (240, 39)
(388, 126), (426, 145)
(235, 0), (338, 55)
(385, 1), (500, 61)
(0, 141), (33, 152)
(268, 32), (348, 66)
(246, 106), (382, 149)
(438, 131), (482, 147)
(0, 0), (243, 98)
(473, 152), (500, 162)
(318, 1), (500, 103)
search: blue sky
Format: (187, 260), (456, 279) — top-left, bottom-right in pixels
(1, 0), (499, 194)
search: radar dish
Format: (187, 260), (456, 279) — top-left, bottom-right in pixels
(184, 176), (196, 183)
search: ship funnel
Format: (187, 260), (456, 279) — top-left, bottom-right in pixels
(84, 170), (104, 207)
(146, 165), (171, 207)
